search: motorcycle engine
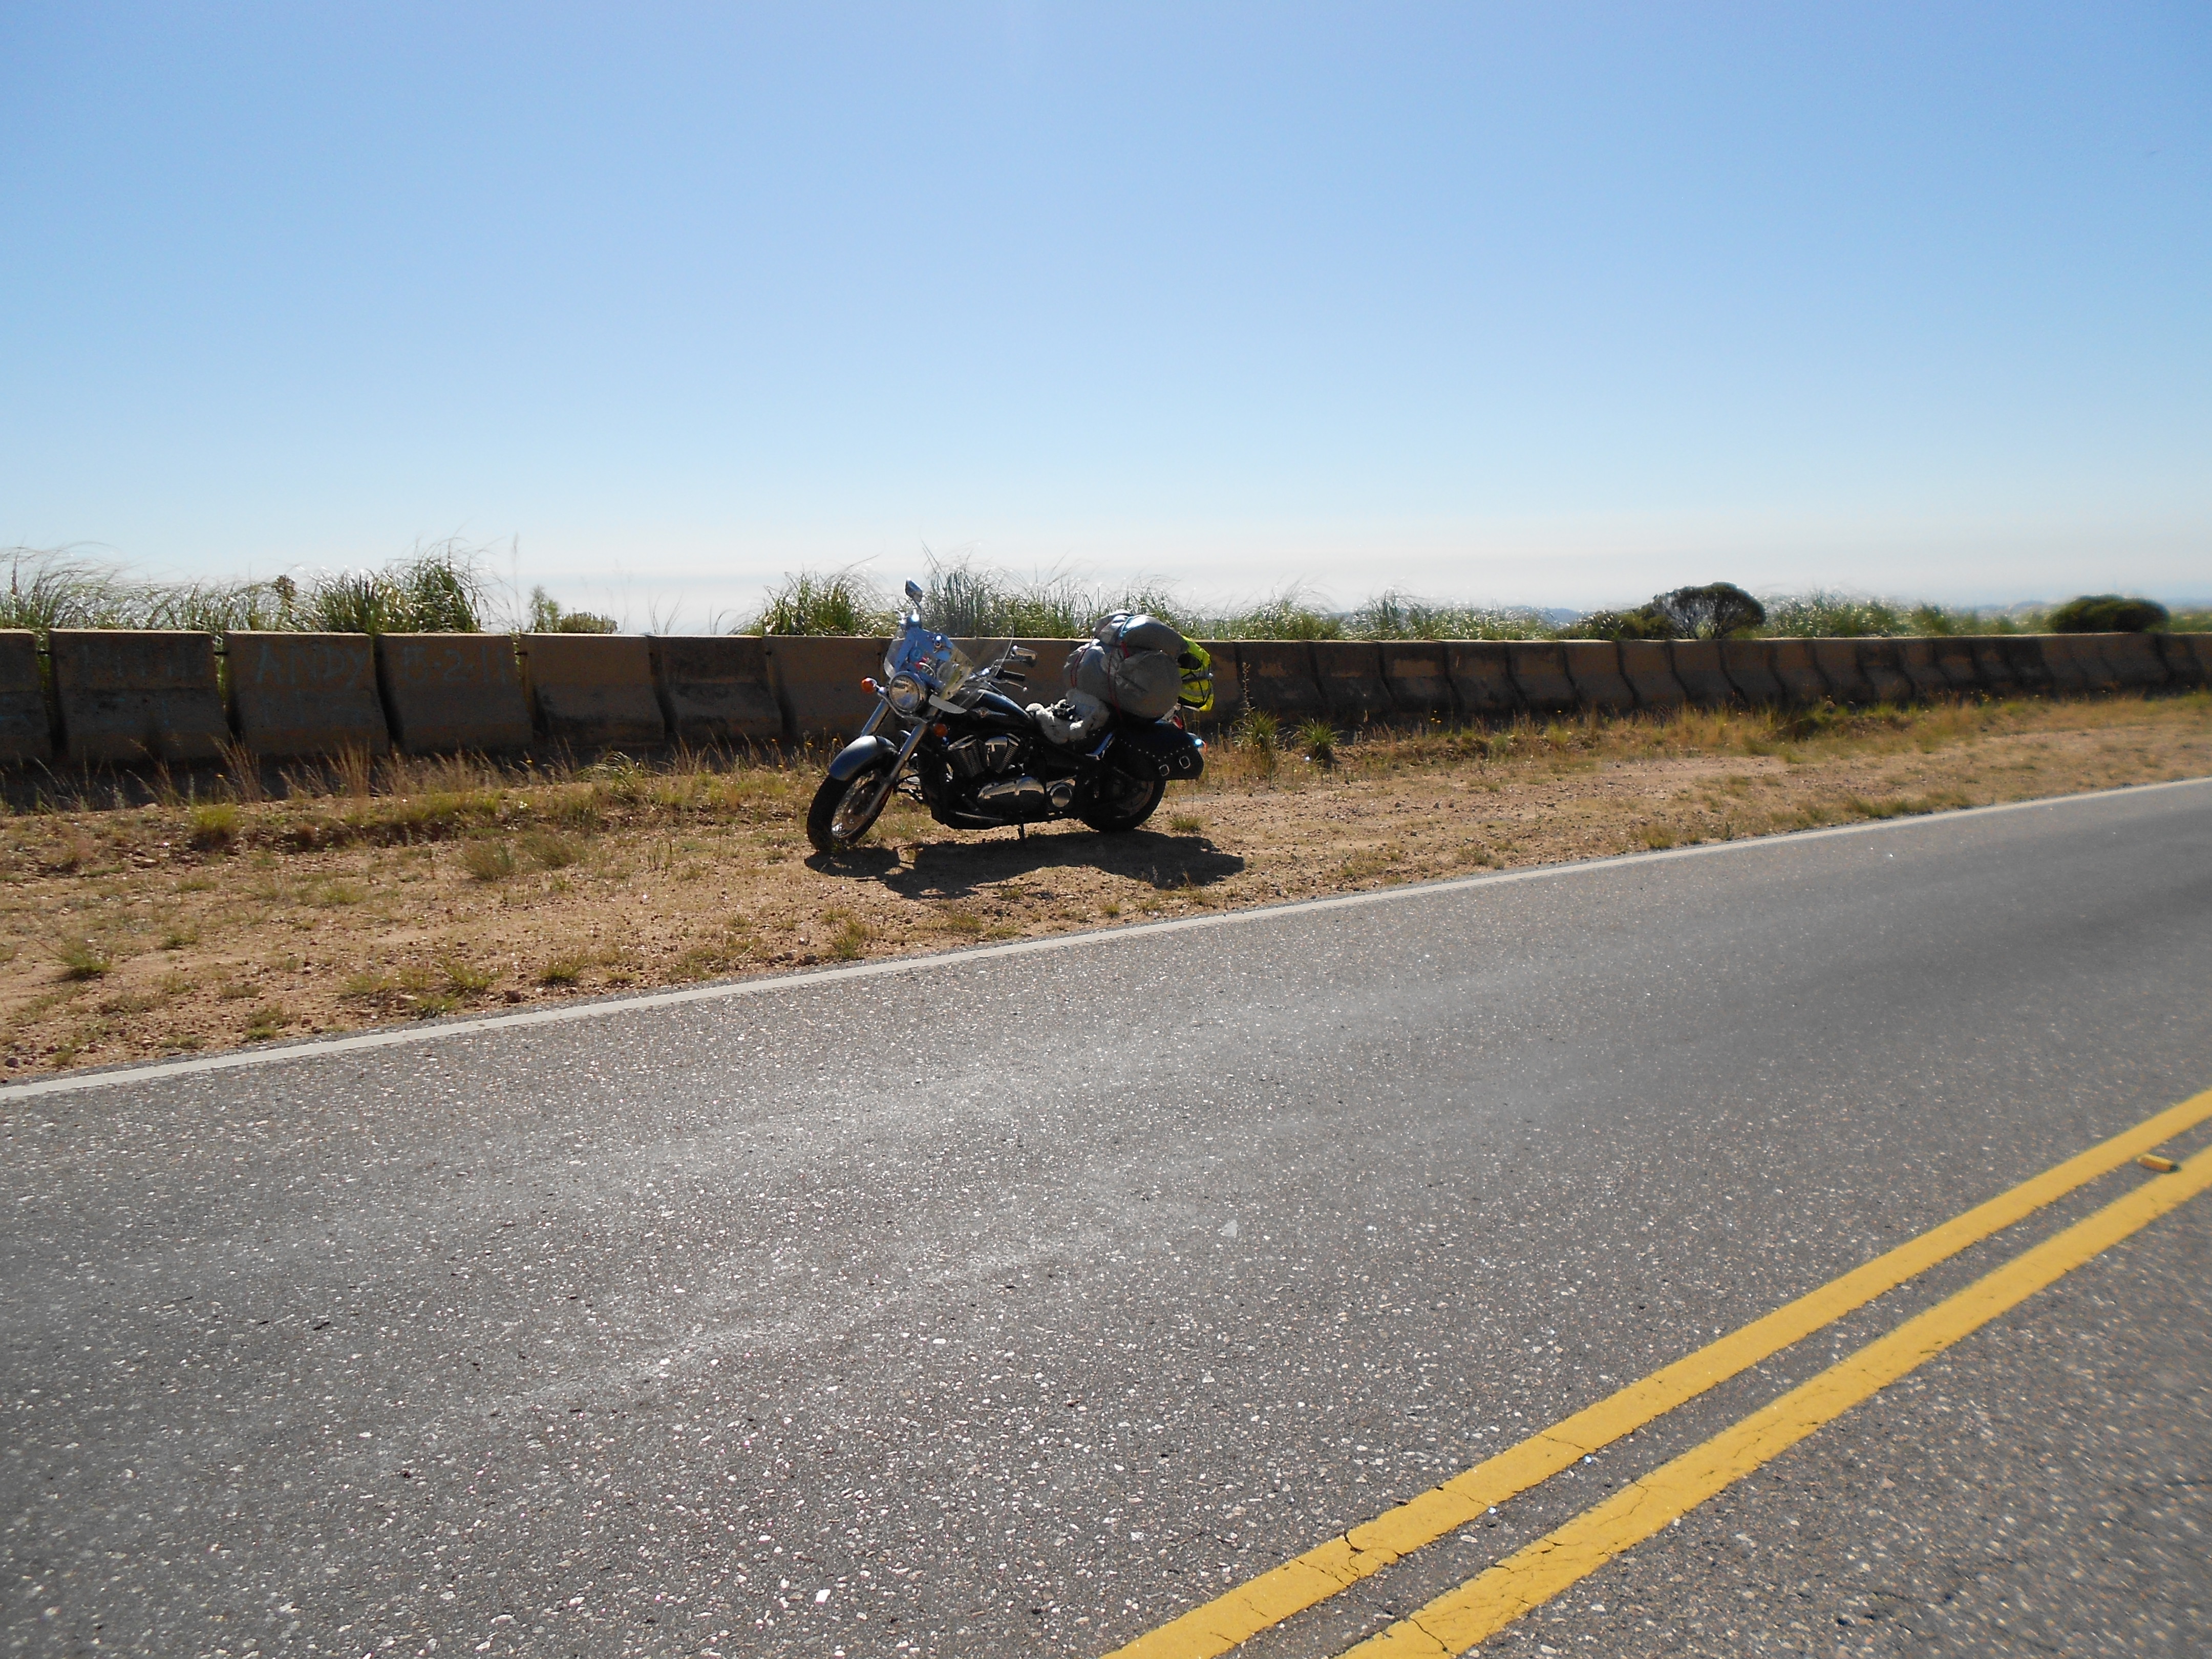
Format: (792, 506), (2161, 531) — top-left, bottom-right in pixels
(946, 734), (1023, 778)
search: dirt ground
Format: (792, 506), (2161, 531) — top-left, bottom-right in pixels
(2, 692), (2206, 1079)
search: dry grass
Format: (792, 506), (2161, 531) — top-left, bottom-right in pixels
(1, 693), (2205, 1077)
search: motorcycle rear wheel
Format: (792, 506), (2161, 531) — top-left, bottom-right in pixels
(1078, 768), (1165, 833)
(807, 761), (896, 854)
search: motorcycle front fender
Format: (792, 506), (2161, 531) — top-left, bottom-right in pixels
(826, 733), (901, 782)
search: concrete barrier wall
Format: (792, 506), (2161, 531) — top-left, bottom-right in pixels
(1560, 641), (1636, 713)
(1311, 642), (1394, 724)
(1811, 640), (1877, 704)
(1717, 640), (1785, 705)
(2176, 637), (2212, 690)
(1767, 640), (1828, 704)
(375, 633), (533, 755)
(5, 629), (2208, 769)
(522, 634), (667, 752)
(0, 631), (54, 765)
(1892, 640), (1951, 698)
(1968, 639), (2019, 696)
(1995, 637), (2054, 695)
(652, 636), (785, 747)
(763, 636), (885, 741)
(225, 631), (391, 758)
(2099, 632), (2170, 691)
(2155, 633), (2204, 688)
(50, 629), (229, 763)
(1380, 643), (1456, 719)
(1505, 642), (1579, 713)
(2051, 633), (2120, 692)
(2033, 634), (2093, 693)
(1666, 640), (1739, 708)
(1444, 643), (1524, 718)
(1617, 640), (1686, 711)
(1930, 638), (1987, 693)
(1233, 642), (1328, 721)
(1856, 639), (1915, 703)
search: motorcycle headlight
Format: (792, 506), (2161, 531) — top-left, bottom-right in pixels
(885, 672), (927, 716)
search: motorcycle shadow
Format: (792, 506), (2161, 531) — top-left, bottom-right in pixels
(806, 827), (1245, 901)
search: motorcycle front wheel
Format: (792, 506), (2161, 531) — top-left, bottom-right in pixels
(1078, 766), (1166, 833)
(807, 762), (897, 854)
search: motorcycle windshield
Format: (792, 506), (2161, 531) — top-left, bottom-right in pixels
(884, 618), (973, 699)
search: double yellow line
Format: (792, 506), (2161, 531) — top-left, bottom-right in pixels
(1111, 1088), (2212, 1659)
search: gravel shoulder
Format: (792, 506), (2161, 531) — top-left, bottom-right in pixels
(3, 692), (2207, 1078)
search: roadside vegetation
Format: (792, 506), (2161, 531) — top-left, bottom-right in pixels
(744, 561), (2205, 641)
(9, 544), (2199, 644)
(2, 541), (613, 642)
(2, 690), (2204, 1077)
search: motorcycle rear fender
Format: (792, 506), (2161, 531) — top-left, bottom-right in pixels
(826, 734), (900, 781)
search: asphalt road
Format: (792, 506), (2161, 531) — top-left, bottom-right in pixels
(4, 780), (2209, 1658)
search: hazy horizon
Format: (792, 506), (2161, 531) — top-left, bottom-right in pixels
(5, 5), (2205, 623)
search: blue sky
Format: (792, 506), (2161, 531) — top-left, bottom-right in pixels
(3, 3), (2205, 625)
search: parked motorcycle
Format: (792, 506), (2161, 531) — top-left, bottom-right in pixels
(805, 581), (1206, 855)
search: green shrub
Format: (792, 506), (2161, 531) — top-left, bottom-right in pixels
(526, 585), (617, 633)
(1346, 591), (1555, 641)
(1652, 583), (1764, 639)
(1761, 591), (1910, 637)
(747, 567), (897, 636)
(187, 802), (242, 849)
(1574, 607), (1676, 641)
(1233, 706), (1279, 752)
(2, 546), (292, 640)
(0, 540), (492, 640)
(295, 541), (486, 634)
(1212, 586), (1343, 640)
(2047, 594), (2169, 633)
(922, 557), (1098, 638)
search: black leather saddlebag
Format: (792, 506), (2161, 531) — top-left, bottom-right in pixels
(1111, 720), (1206, 781)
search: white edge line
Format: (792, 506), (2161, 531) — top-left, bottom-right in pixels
(7, 774), (2206, 1103)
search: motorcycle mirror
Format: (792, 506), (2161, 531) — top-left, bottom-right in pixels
(905, 580), (925, 604)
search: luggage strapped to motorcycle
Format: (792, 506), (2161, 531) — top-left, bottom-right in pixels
(1092, 613), (1214, 715)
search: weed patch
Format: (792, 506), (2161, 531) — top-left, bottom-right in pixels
(459, 840), (517, 881)
(821, 908), (870, 961)
(53, 939), (111, 981)
(188, 802), (241, 850)
(538, 951), (590, 986)
(521, 831), (583, 869)
(441, 957), (497, 995)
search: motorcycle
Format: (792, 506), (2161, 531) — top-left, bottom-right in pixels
(805, 580), (1206, 856)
